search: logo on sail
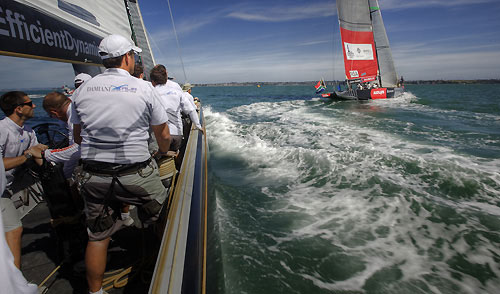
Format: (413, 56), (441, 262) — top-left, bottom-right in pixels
(344, 43), (374, 60)
(349, 70), (359, 78)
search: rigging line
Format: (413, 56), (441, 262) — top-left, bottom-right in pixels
(165, 0), (188, 82)
(145, 29), (165, 65)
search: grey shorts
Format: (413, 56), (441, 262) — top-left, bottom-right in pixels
(1, 192), (23, 232)
(169, 135), (183, 151)
(79, 159), (167, 241)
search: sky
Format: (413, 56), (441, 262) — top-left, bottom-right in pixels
(1, 0), (500, 89)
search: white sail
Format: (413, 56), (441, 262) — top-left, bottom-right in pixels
(369, 0), (398, 87)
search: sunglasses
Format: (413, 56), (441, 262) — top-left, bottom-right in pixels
(18, 101), (33, 107)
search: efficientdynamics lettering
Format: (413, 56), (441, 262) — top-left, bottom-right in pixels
(0, 5), (99, 58)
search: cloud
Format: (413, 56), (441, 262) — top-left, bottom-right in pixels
(396, 50), (500, 80)
(379, 0), (496, 10)
(226, 2), (336, 22)
(296, 40), (331, 47)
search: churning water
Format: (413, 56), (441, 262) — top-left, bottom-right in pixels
(203, 84), (500, 294)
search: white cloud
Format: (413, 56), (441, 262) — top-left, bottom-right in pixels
(396, 50), (500, 80)
(226, 2), (336, 22)
(379, 0), (496, 10)
(296, 40), (331, 47)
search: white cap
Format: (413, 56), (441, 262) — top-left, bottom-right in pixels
(98, 34), (142, 60)
(74, 73), (92, 85)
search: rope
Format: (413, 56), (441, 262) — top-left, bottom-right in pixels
(38, 263), (62, 289)
(165, 0), (188, 83)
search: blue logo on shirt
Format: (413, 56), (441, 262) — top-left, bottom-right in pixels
(88, 85), (138, 93)
(111, 84), (127, 91)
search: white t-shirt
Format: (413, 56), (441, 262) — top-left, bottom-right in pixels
(0, 117), (39, 187)
(166, 80), (182, 91)
(154, 84), (193, 136)
(70, 68), (168, 164)
(181, 92), (202, 130)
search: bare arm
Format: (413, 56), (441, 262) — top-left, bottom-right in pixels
(151, 123), (171, 154)
(73, 124), (82, 145)
(3, 155), (28, 171)
(2, 144), (48, 170)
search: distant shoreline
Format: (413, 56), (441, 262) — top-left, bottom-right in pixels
(195, 79), (500, 87)
(2, 79), (499, 92)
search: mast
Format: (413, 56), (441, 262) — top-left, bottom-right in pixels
(369, 0), (398, 87)
(125, 0), (156, 80)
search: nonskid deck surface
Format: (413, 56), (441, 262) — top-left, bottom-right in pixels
(21, 202), (160, 293)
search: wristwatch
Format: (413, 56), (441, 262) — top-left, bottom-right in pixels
(24, 152), (33, 160)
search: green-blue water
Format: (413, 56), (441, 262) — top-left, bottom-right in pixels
(3, 84), (500, 293)
(202, 84), (500, 294)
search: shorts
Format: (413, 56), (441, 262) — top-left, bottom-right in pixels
(79, 159), (167, 241)
(169, 135), (183, 151)
(1, 194), (23, 232)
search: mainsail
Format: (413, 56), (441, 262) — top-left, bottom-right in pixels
(337, 0), (398, 87)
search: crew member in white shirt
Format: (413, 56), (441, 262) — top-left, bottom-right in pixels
(181, 83), (202, 130)
(166, 75), (182, 91)
(70, 34), (171, 294)
(0, 91), (47, 269)
(74, 73), (92, 90)
(150, 64), (201, 151)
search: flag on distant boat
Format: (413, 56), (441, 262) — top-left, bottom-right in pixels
(315, 79), (326, 94)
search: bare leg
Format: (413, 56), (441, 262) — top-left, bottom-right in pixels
(85, 237), (110, 292)
(5, 226), (23, 269)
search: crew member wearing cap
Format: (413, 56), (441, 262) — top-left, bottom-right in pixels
(70, 34), (171, 294)
(150, 64), (197, 151)
(181, 83), (203, 130)
(182, 83), (198, 109)
(166, 73), (182, 91)
(74, 73), (92, 89)
(0, 91), (47, 269)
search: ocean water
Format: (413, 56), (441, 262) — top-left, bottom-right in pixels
(2, 85), (500, 294)
(202, 84), (500, 294)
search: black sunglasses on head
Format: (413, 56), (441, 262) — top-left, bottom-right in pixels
(18, 101), (33, 107)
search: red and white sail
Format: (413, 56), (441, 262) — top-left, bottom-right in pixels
(337, 0), (398, 87)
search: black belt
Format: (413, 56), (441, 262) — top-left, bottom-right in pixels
(82, 158), (151, 176)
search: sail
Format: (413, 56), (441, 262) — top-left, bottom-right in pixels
(0, 0), (147, 69)
(126, 0), (156, 80)
(369, 0), (398, 87)
(337, 0), (378, 83)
